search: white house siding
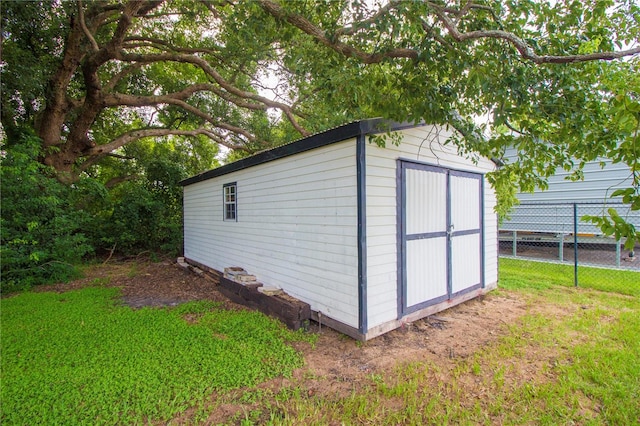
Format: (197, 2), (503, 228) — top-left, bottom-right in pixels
(501, 149), (640, 233)
(184, 140), (360, 328)
(364, 126), (498, 329)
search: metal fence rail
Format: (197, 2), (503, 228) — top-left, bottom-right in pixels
(499, 202), (640, 286)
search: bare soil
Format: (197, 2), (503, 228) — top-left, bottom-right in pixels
(42, 259), (541, 423)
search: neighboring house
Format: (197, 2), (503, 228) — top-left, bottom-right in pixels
(500, 148), (640, 235)
(180, 119), (498, 340)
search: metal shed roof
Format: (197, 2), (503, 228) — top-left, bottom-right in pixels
(179, 118), (417, 186)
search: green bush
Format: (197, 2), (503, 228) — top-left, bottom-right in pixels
(1, 133), (189, 292)
(98, 158), (186, 256)
(0, 133), (93, 291)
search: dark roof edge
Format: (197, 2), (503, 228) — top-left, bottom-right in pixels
(180, 118), (418, 186)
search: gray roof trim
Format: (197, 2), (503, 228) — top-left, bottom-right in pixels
(179, 118), (417, 186)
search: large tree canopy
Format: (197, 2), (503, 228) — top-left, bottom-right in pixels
(1, 0), (639, 242)
(1, 0), (312, 183)
(254, 0), (640, 242)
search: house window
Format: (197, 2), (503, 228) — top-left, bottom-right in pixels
(223, 182), (237, 221)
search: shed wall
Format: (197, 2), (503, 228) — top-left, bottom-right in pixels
(183, 140), (360, 327)
(364, 125), (498, 329)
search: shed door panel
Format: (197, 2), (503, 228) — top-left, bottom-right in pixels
(406, 238), (448, 306)
(449, 173), (482, 295)
(451, 233), (481, 294)
(405, 168), (447, 235)
(399, 162), (484, 316)
(403, 166), (449, 310)
(450, 174), (480, 231)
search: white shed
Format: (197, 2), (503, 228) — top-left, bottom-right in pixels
(181, 119), (498, 340)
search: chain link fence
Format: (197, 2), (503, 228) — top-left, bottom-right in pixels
(500, 202), (640, 288)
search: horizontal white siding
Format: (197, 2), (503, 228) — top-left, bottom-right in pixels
(184, 140), (359, 328)
(503, 149), (633, 203)
(365, 125), (498, 329)
(501, 149), (640, 232)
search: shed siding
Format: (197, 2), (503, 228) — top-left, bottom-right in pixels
(364, 126), (498, 328)
(184, 140), (360, 328)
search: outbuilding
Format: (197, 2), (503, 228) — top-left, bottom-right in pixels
(180, 119), (498, 340)
(500, 147), (640, 235)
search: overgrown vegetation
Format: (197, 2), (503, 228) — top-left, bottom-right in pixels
(0, 133), (93, 292)
(0, 129), (209, 292)
(0, 287), (314, 425)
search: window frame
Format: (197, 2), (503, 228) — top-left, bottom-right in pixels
(223, 182), (237, 221)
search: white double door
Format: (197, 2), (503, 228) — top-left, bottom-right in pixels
(399, 162), (483, 315)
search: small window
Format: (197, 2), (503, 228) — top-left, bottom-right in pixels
(223, 182), (237, 221)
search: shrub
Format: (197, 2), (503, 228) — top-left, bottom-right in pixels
(0, 133), (93, 292)
(1, 132), (189, 292)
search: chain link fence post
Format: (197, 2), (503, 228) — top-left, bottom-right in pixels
(500, 202), (639, 291)
(574, 203), (578, 287)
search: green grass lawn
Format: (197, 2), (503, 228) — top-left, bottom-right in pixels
(500, 257), (640, 296)
(220, 259), (640, 425)
(0, 287), (313, 425)
(2, 260), (639, 425)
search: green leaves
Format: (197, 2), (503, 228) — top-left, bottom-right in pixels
(0, 132), (91, 292)
(611, 188), (640, 208)
(0, 129), (211, 292)
(583, 207), (639, 250)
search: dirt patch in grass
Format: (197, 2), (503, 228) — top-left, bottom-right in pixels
(306, 294), (520, 370)
(36, 259), (238, 309)
(49, 260), (529, 366)
(43, 259), (547, 423)
(291, 292), (530, 396)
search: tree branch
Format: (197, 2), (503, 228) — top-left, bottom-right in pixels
(107, 152), (134, 160)
(333, 1), (401, 37)
(104, 83), (266, 111)
(77, 128), (244, 173)
(104, 63), (144, 92)
(66, 1), (162, 154)
(117, 50), (311, 135)
(122, 37), (311, 122)
(105, 174), (139, 188)
(103, 90), (264, 143)
(258, 0), (640, 66)
(77, 0), (99, 51)
(123, 36), (222, 55)
(431, 4), (640, 64)
(83, 127), (245, 162)
(37, 9), (87, 148)
(257, 0), (418, 64)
